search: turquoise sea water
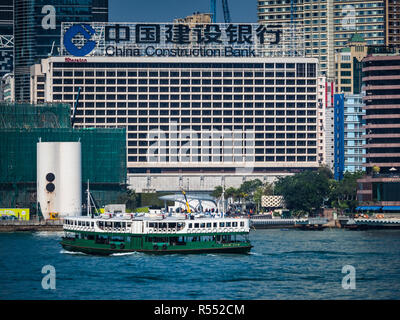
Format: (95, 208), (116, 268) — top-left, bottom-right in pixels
(0, 229), (399, 300)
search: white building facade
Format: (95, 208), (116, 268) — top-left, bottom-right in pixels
(31, 22), (323, 192)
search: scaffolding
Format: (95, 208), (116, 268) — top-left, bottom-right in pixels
(0, 102), (71, 129)
(0, 103), (127, 210)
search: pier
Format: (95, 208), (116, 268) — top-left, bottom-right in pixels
(0, 220), (63, 232)
(343, 218), (400, 230)
(250, 216), (329, 230)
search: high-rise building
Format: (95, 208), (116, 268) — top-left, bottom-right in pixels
(316, 76), (335, 170)
(257, 0), (386, 79)
(357, 47), (400, 206)
(31, 55), (321, 192)
(333, 0), (385, 49)
(335, 33), (368, 94)
(0, 72), (14, 102)
(334, 93), (365, 180)
(385, 0), (400, 47)
(0, 0), (13, 80)
(258, 0), (335, 79)
(13, 0), (108, 102)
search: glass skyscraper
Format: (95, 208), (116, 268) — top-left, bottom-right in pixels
(0, 0), (13, 79)
(13, 0), (108, 102)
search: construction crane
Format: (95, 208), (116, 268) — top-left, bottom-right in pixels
(210, 0), (231, 23)
(180, 188), (192, 215)
(71, 86), (81, 127)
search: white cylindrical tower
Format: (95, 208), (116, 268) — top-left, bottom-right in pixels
(37, 142), (59, 220)
(37, 141), (82, 219)
(58, 142), (82, 217)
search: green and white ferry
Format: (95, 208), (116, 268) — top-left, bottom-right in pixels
(60, 214), (253, 255)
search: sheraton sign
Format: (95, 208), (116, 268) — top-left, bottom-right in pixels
(61, 22), (304, 58)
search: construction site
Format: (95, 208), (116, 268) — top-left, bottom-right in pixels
(0, 103), (127, 219)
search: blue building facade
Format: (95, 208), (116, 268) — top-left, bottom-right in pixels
(334, 93), (366, 180)
(334, 94), (345, 180)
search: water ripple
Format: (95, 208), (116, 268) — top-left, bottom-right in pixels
(1, 229), (399, 299)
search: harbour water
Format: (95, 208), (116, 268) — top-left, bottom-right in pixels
(0, 229), (399, 300)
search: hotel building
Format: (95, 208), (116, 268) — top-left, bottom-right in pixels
(31, 56), (321, 192)
(29, 22), (326, 192)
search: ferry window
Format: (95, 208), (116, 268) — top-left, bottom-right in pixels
(168, 223), (176, 229)
(188, 223), (192, 228)
(127, 223), (131, 228)
(200, 223), (205, 228)
(122, 222), (126, 228)
(111, 236), (124, 242)
(206, 223), (211, 228)
(240, 222), (244, 227)
(226, 222), (231, 227)
(91, 222), (94, 227)
(220, 222), (225, 227)
(213, 223), (217, 228)
(78, 221), (81, 226)
(194, 223), (199, 228)
(149, 223), (154, 228)
(233, 222), (238, 227)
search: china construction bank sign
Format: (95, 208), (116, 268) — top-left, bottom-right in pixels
(61, 22), (304, 58)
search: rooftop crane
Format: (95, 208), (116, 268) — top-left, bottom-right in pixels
(210, 0), (231, 23)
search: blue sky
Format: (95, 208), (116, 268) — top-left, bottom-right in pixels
(109, 0), (258, 23)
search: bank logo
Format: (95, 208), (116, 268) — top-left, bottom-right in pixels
(63, 24), (96, 57)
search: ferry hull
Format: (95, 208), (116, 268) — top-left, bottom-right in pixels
(61, 241), (252, 255)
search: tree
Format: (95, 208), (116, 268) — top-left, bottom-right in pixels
(254, 182), (275, 213)
(211, 185), (223, 199)
(118, 189), (138, 212)
(225, 186), (238, 201)
(239, 179), (263, 198)
(329, 170), (364, 215)
(274, 170), (331, 216)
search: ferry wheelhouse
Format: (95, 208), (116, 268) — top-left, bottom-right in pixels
(60, 215), (252, 255)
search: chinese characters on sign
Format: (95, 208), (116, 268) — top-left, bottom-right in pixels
(105, 23), (281, 45)
(61, 23), (303, 58)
